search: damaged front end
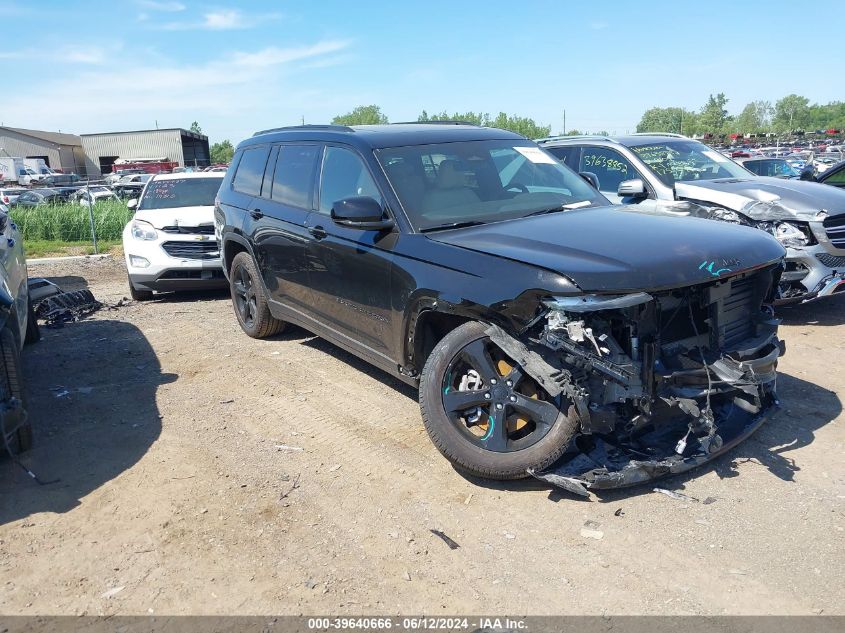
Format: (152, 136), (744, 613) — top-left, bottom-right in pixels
(507, 264), (784, 493)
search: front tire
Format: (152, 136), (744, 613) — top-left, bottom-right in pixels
(229, 251), (285, 338)
(419, 321), (578, 480)
(128, 276), (153, 301)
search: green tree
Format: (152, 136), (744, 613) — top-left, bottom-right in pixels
(332, 105), (388, 126)
(698, 93), (730, 135)
(636, 107), (697, 135)
(487, 112), (551, 138)
(418, 110), (487, 125)
(773, 94), (810, 132)
(733, 100), (772, 134)
(210, 139), (234, 164)
(565, 129), (582, 135)
(190, 121), (203, 135)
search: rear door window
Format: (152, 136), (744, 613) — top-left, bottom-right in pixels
(232, 146), (270, 197)
(270, 145), (320, 209)
(545, 145), (580, 168)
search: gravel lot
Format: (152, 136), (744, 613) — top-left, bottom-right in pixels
(1, 256), (843, 615)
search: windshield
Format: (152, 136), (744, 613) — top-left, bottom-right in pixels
(138, 177), (222, 210)
(375, 140), (607, 231)
(631, 140), (753, 186)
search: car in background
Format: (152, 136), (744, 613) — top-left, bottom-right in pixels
(538, 133), (845, 303)
(0, 200), (40, 453)
(804, 159), (845, 189)
(10, 188), (65, 207)
(0, 187), (28, 206)
(113, 182), (145, 200)
(39, 173), (82, 187)
(735, 157), (800, 178)
(118, 173), (153, 185)
(105, 169), (147, 185)
(123, 172), (226, 301)
(70, 186), (120, 206)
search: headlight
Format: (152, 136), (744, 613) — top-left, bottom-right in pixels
(709, 208), (742, 223)
(773, 222), (809, 248)
(130, 220), (157, 241)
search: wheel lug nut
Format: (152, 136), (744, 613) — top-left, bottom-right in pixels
(506, 380), (513, 387)
(509, 395), (517, 402)
(495, 403), (503, 410)
(484, 393), (491, 399)
(490, 378), (497, 385)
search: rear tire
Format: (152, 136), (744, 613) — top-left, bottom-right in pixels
(419, 321), (577, 480)
(229, 251), (285, 338)
(128, 276), (153, 302)
(24, 299), (40, 344)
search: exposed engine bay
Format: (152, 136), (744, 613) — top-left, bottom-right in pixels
(489, 264), (784, 495)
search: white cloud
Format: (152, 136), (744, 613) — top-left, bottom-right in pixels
(231, 41), (350, 69)
(160, 9), (282, 31)
(62, 46), (109, 64)
(1, 40), (353, 139)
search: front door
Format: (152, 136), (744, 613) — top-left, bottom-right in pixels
(305, 145), (396, 358)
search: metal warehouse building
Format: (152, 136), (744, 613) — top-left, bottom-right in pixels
(0, 126), (90, 174)
(80, 128), (210, 174)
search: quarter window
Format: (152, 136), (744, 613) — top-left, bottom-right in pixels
(271, 145), (320, 208)
(318, 147), (382, 216)
(232, 146), (270, 197)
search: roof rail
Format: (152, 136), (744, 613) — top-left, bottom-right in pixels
(630, 132), (688, 138)
(535, 134), (616, 144)
(252, 124), (354, 136)
(393, 120), (480, 126)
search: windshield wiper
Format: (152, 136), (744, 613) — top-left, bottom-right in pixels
(420, 220), (486, 233)
(523, 200), (593, 217)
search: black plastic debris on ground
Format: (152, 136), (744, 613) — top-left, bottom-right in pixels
(430, 529), (460, 550)
(35, 289), (102, 327)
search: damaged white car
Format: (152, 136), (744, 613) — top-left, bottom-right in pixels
(540, 134), (845, 303)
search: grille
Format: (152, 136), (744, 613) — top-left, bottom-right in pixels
(822, 215), (845, 249)
(161, 241), (219, 260)
(816, 253), (845, 268)
(160, 225), (215, 235)
(718, 273), (760, 349)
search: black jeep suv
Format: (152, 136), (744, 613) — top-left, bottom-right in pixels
(215, 123), (786, 491)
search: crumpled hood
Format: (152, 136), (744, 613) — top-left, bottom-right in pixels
(132, 205), (215, 230)
(675, 177), (845, 221)
(427, 206), (785, 293)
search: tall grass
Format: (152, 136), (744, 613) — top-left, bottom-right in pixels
(10, 200), (133, 242)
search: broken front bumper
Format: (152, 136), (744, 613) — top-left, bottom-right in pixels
(533, 337), (783, 495)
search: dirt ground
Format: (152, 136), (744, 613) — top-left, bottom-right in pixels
(1, 256), (843, 616)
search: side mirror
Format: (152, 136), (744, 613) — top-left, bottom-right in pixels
(579, 171), (599, 189)
(330, 196), (394, 230)
(127, 198), (138, 210)
(618, 178), (647, 198)
(799, 165), (815, 181)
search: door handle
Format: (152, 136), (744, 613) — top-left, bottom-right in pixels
(249, 208), (264, 220)
(308, 225), (327, 239)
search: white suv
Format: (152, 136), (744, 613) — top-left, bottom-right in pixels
(123, 172), (226, 300)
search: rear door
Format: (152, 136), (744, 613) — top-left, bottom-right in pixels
(304, 144), (396, 358)
(250, 143), (321, 313)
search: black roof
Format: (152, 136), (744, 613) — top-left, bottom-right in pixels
(242, 123), (525, 151)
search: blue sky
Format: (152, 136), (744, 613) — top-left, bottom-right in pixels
(1, 1), (842, 144)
